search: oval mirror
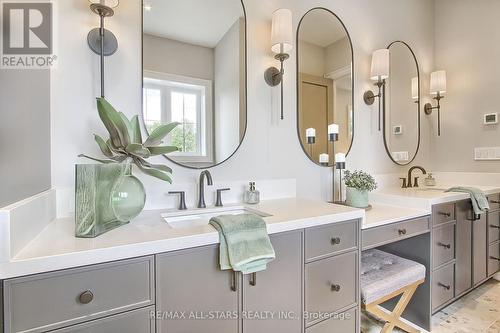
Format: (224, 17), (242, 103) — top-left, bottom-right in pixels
(297, 8), (354, 167)
(142, 0), (247, 169)
(384, 41), (420, 165)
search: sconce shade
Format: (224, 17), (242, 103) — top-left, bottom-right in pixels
(411, 77), (419, 100)
(430, 70), (447, 95)
(271, 9), (293, 54)
(88, 0), (119, 8)
(370, 49), (389, 81)
(306, 128), (316, 138)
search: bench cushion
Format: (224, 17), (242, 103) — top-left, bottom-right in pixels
(361, 249), (426, 304)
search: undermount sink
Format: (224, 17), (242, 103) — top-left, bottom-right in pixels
(161, 206), (272, 229)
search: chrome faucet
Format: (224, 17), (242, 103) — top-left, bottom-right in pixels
(198, 170), (213, 208)
(405, 166), (427, 188)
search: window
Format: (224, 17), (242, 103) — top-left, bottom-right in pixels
(143, 71), (213, 163)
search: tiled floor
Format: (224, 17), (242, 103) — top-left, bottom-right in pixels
(361, 278), (500, 333)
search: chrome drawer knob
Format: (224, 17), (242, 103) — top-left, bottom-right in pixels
(331, 237), (341, 245)
(490, 256), (500, 262)
(439, 212), (451, 217)
(79, 290), (94, 304)
(490, 225), (500, 229)
(490, 200), (500, 204)
(330, 284), (341, 292)
(398, 229), (407, 236)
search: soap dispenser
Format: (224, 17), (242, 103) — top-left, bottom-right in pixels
(244, 182), (260, 204)
(424, 173), (436, 187)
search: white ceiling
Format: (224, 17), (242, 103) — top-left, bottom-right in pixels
(143, 0), (244, 48)
(299, 10), (348, 48)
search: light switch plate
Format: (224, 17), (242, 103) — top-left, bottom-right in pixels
(474, 147), (500, 160)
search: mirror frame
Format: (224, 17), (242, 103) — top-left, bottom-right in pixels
(383, 40), (421, 166)
(295, 7), (355, 167)
(140, 0), (248, 170)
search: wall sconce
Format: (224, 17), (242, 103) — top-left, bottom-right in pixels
(424, 70), (447, 136)
(264, 8), (293, 120)
(364, 49), (390, 131)
(87, 0), (119, 98)
(411, 77), (419, 103)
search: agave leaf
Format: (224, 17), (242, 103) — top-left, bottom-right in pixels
(94, 134), (114, 158)
(144, 122), (180, 147)
(111, 155), (129, 163)
(134, 156), (172, 175)
(148, 145), (179, 156)
(78, 154), (116, 164)
(106, 139), (126, 155)
(126, 143), (151, 158)
(119, 112), (133, 142)
(96, 98), (130, 148)
(134, 158), (172, 183)
(130, 115), (143, 144)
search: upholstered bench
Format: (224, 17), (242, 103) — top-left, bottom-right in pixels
(361, 249), (426, 333)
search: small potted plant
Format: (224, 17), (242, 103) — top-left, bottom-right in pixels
(344, 170), (377, 208)
(76, 98), (179, 238)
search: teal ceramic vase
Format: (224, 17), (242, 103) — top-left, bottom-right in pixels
(75, 163), (146, 238)
(345, 187), (369, 208)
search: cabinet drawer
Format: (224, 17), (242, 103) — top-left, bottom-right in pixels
(433, 203), (456, 226)
(51, 306), (155, 333)
(489, 210), (500, 244)
(362, 217), (429, 250)
(305, 252), (357, 324)
(4, 257), (155, 333)
(488, 193), (500, 210)
(432, 263), (454, 311)
(305, 220), (358, 261)
(433, 223), (455, 268)
(489, 242), (500, 277)
(306, 308), (357, 333)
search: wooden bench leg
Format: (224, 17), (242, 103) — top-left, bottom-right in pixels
(364, 280), (423, 333)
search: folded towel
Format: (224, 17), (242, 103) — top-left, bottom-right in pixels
(209, 213), (275, 274)
(445, 186), (490, 215)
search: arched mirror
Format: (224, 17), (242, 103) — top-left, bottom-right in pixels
(384, 41), (420, 165)
(142, 0), (246, 169)
(297, 8), (354, 167)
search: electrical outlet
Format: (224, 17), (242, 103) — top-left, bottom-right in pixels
(474, 147), (500, 160)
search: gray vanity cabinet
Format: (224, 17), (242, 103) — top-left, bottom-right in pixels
(155, 245), (240, 333)
(488, 198), (500, 277)
(455, 200), (472, 296)
(242, 231), (303, 333)
(472, 213), (488, 285)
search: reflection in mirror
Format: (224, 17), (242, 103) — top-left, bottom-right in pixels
(384, 41), (420, 165)
(142, 0), (246, 169)
(297, 8), (353, 167)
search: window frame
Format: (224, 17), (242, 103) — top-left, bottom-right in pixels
(143, 70), (214, 164)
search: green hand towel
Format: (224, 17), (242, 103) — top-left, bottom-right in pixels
(445, 187), (490, 215)
(209, 213), (275, 274)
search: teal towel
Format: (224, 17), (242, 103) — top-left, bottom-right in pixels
(209, 213), (275, 274)
(445, 187), (490, 215)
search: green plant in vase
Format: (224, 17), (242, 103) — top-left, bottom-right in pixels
(76, 97), (179, 238)
(344, 170), (377, 209)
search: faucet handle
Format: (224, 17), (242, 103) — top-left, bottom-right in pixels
(215, 188), (231, 207)
(399, 178), (408, 189)
(168, 191), (187, 210)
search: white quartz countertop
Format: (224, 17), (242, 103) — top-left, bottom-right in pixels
(371, 185), (500, 210)
(0, 198), (364, 279)
(363, 204), (430, 230)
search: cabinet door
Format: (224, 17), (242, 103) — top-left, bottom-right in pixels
(473, 213), (488, 285)
(455, 200), (472, 295)
(156, 245), (239, 333)
(242, 231), (303, 333)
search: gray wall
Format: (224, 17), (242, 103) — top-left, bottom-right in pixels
(0, 70), (51, 208)
(432, 0), (500, 172)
